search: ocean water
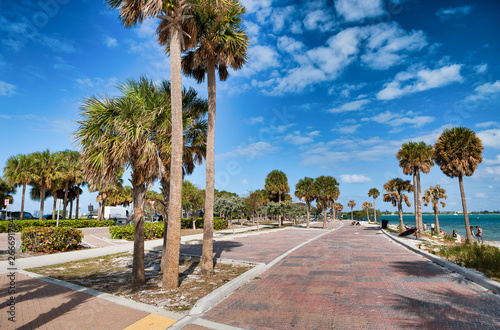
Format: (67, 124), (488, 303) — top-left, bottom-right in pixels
(381, 214), (500, 242)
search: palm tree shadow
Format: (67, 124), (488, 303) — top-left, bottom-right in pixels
(388, 288), (500, 328)
(390, 260), (459, 279)
(212, 241), (243, 265)
(178, 261), (199, 286)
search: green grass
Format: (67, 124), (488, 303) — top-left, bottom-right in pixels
(435, 242), (500, 281)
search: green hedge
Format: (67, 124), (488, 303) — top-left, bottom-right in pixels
(0, 219), (115, 233)
(21, 227), (83, 253)
(110, 217), (228, 240)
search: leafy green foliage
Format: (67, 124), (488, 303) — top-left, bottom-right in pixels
(436, 242), (500, 280)
(0, 219), (115, 233)
(21, 227), (83, 253)
(109, 217), (228, 240)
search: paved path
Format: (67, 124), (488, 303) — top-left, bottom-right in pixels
(186, 223), (500, 329)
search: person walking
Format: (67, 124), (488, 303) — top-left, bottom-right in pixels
(476, 226), (483, 243)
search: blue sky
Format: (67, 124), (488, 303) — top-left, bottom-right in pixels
(1, 0), (500, 215)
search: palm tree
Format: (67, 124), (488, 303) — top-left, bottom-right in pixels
(107, 0), (198, 290)
(396, 141), (434, 233)
(294, 177), (317, 229)
(58, 150), (81, 219)
(383, 178), (413, 231)
(362, 202), (373, 221)
(314, 176), (339, 229)
(367, 188), (380, 223)
(0, 176), (16, 209)
(334, 203), (343, 220)
(433, 127), (483, 242)
(75, 78), (165, 286)
(4, 154), (32, 219)
(347, 200), (356, 221)
(265, 170), (290, 228)
(30, 150), (62, 219)
(423, 185), (447, 234)
(182, 0), (249, 275)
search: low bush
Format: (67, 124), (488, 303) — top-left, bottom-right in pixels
(0, 219), (115, 233)
(436, 242), (500, 280)
(110, 217), (228, 240)
(21, 227), (83, 253)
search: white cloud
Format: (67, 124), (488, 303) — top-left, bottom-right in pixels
(277, 36), (305, 54)
(466, 81), (500, 102)
(249, 116), (264, 125)
(361, 22), (427, 70)
(334, 124), (361, 135)
(476, 121), (498, 128)
(329, 99), (370, 114)
(483, 155), (500, 166)
(304, 9), (336, 32)
(238, 45), (280, 77)
(216, 141), (279, 160)
(283, 131), (316, 145)
(244, 21), (260, 36)
(335, 0), (385, 22)
(270, 6), (296, 33)
(242, 179), (249, 185)
(364, 110), (435, 129)
(134, 18), (157, 39)
(478, 129), (500, 149)
(474, 63), (488, 74)
(104, 36), (118, 48)
(241, 0), (273, 13)
(377, 64), (463, 100)
(340, 174), (373, 183)
(0, 81), (17, 96)
(436, 5), (474, 20)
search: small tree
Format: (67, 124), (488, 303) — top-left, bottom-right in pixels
(362, 202), (373, 221)
(368, 188), (380, 223)
(347, 200), (356, 221)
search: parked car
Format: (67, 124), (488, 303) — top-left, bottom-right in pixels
(0, 210), (11, 220)
(103, 206), (129, 225)
(43, 214), (65, 220)
(10, 211), (35, 220)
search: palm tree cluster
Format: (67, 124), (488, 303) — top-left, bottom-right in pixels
(384, 126), (483, 241)
(3, 150), (85, 220)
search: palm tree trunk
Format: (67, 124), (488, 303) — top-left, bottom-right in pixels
(416, 171), (423, 233)
(459, 175), (473, 242)
(398, 199), (404, 232)
(322, 209), (327, 229)
(331, 204), (336, 222)
(306, 202), (310, 229)
(69, 199), (73, 219)
(63, 181), (69, 219)
(412, 172), (418, 231)
(350, 208), (353, 221)
(131, 178), (146, 285)
(366, 208), (369, 221)
(163, 28), (183, 290)
(160, 177), (170, 272)
(39, 182), (46, 220)
(76, 184), (81, 219)
(373, 198), (377, 223)
(278, 194), (282, 228)
(20, 184), (26, 220)
(434, 207), (440, 234)
(200, 117), (214, 275)
(97, 200), (102, 220)
(52, 196), (56, 218)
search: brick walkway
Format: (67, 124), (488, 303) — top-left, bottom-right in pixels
(199, 223), (500, 329)
(0, 273), (149, 330)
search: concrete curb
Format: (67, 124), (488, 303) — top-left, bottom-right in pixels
(382, 229), (500, 294)
(18, 270), (185, 320)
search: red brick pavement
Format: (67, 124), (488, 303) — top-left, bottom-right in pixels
(181, 225), (341, 264)
(0, 273), (149, 330)
(201, 223), (500, 329)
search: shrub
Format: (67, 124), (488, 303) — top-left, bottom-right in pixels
(436, 242), (500, 280)
(21, 227), (83, 253)
(110, 217), (228, 240)
(0, 219), (115, 233)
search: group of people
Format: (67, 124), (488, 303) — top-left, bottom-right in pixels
(451, 226), (483, 243)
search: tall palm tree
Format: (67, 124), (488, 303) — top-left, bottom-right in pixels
(30, 150), (62, 219)
(423, 185), (447, 234)
(75, 78), (165, 286)
(182, 0), (249, 275)
(367, 188), (380, 223)
(107, 0), (198, 290)
(294, 177), (317, 229)
(396, 141), (434, 233)
(58, 150), (81, 219)
(314, 176), (339, 229)
(433, 127), (483, 242)
(4, 154), (32, 219)
(362, 202), (373, 221)
(347, 200), (356, 221)
(265, 170), (289, 228)
(383, 178), (413, 231)
(334, 203), (343, 220)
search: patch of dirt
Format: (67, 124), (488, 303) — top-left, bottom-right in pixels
(27, 251), (252, 313)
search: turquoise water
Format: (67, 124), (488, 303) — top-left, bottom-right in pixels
(381, 214), (500, 242)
